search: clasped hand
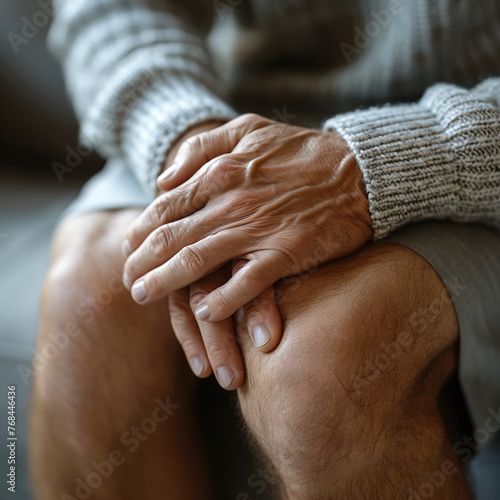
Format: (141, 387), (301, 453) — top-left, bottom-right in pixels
(122, 113), (372, 389)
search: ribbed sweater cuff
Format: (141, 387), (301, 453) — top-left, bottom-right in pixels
(324, 104), (457, 239)
(83, 75), (237, 197)
(124, 77), (237, 195)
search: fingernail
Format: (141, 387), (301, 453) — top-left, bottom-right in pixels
(122, 239), (132, 258)
(190, 356), (204, 376)
(251, 325), (271, 347)
(158, 163), (178, 182)
(195, 303), (211, 321)
(216, 366), (235, 388)
(131, 280), (148, 303)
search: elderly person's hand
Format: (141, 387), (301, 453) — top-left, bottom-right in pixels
(124, 119), (282, 390)
(123, 112), (372, 342)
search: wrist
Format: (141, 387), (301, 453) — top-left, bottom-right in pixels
(327, 131), (373, 242)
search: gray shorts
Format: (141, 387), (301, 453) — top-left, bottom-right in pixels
(65, 158), (500, 445)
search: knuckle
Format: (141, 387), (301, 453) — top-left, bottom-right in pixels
(296, 231), (313, 250)
(214, 289), (234, 312)
(206, 156), (240, 187)
(123, 255), (144, 283)
(169, 306), (188, 325)
(150, 195), (170, 227)
(240, 112), (266, 126)
(149, 226), (172, 258)
(147, 271), (166, 296)
(272, 242), (303, 272)
(176, 245), (205, 274)
(213, 156), (235, 173)
(179, 337), (201, 356)
(222, 190), (256, 215)
(243, 297), (261, 318)
(239, 269), (264, 293)
(206, 342), (230, 362)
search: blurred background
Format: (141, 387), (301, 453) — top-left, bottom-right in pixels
(0, 1), (498, 499)
(0, 2), (102, 498)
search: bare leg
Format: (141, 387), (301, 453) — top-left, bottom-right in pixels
(237, 242), (471, 499)
(30, 209), (212, 499)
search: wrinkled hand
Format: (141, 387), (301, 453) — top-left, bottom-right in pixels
(125, 120), (282, 390)
(123, 113), (372, 324)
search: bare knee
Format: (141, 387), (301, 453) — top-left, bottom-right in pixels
(32, 210), (213, 500)
(33, 210), (186, 452)
(237, 243), (461, 497)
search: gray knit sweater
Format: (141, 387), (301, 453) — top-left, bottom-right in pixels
(49, 0), (500, 239)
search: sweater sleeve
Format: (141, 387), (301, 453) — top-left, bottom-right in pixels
(48, 0), (237, 196)
(323, 78), (500, 239)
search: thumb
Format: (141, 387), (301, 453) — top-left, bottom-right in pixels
(157, 115), (260, 191)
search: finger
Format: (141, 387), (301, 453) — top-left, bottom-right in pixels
(157, 121), (226, 191)
(122, 188), (207, 259)
(123, 154), (244, 256)
(190, 271), (245, 391)
(157, 127), (235, 191)
(157, 114), (269, 192)
(123, 209), (223, 290)
(194, 254), (284, 323)
(128, 232), (246, 305)
(168, 288), (211, 378)
(243, 285), (282, 352)
(231, 259), (282, 351)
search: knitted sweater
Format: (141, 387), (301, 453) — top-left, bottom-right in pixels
(48, 0), (500, 239)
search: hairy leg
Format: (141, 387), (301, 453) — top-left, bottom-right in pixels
(237, 242), (471, 499)
(30, 209), (212, 499)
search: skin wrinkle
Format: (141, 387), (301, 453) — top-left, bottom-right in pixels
(124, 115), (372, 319)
